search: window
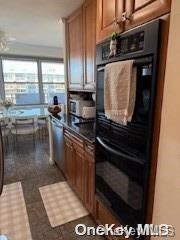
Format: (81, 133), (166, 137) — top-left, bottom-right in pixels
(0, 57), (65, 105)
(41, 62), (65, 104)
(2, 60), (39, 104)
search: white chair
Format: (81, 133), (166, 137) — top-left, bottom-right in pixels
(11, 116), (38, 144)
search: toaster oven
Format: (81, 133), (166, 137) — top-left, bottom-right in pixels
(69, 99), (92, 117)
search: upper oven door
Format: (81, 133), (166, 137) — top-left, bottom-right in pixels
(96, 59), (153, 125)
(96, 58), (153, 157)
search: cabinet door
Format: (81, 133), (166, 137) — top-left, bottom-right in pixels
(66, 8), (84, 90)
(125, 0), (171, 30)
(74, 149), (84, 199)
(84, 144), (95, 213)
(86, 157), (95, 213)
(96, 0), (124, 43)
(64, 136), (75, 185)
(83, 0), (96, 90)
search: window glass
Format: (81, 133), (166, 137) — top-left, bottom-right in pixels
(41, 62), (64, 83)
(0, 59), (65, 105)
(41, 62), (65, 103)
(2, 59), (39, 104)
(4, 83), (39, 104)
(3, 60), (38, 82)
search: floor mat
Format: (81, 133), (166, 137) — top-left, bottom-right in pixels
(0, 182), (32, 240)
(39, 181), (88, 227)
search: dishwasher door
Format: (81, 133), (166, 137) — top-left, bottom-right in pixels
(51, 119), (64, 173)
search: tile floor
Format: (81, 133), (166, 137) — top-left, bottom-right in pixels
(3, 135), (104, 240)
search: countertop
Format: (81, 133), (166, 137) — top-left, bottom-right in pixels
(50, 113), (95, 144)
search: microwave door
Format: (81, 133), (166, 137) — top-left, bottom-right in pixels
(0, 126), (4, 195)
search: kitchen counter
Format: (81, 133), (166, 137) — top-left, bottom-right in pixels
(50, 113), (95, 144)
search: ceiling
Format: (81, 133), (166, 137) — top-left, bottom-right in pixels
(0, 0), (84, 48)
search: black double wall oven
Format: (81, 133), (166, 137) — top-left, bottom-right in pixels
(95, 20), (160, 228)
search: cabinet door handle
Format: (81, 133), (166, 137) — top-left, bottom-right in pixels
(122, 12), (132, 22)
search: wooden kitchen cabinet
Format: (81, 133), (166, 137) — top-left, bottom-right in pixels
(125, 0), (171, 30)
(66, 7), (84, 90)
(96, 0), (171, 42)
(63, 129), (95, 213)
(65, 0), (96, 91)
(64, 134), (75, 185)
(83, 143), (95, 213)
(73, 138), (84, 199)
(83, 0), (96, 90)
(96, 0), (124, 43)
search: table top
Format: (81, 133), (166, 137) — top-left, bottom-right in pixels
(0, 106), (48, 119)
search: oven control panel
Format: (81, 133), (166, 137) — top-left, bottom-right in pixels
(102, 31), (145, 60)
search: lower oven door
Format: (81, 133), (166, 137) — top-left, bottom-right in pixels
(95, 136), (146, 227)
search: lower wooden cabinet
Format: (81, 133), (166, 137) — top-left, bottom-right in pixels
(74, 146), (84, 198)
(64, 134), (75, 185)
(64, 129), (95, 214)
(83, 143), (95, 213)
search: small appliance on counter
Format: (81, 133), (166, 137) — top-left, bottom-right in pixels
(82, 106), (96, 119)
(69, 99), (93, 117)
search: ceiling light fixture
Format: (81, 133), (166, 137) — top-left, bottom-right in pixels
(0, 31), (16, 52)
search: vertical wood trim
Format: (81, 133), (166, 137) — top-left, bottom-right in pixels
(146, 13), (170, 228)
(63, 18), (70, 113)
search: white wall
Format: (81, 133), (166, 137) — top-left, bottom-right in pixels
(0, 42), (64, 58)
(152, 0), (180, 239)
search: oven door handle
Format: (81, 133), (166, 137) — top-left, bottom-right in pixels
(96, 137), (143, 165)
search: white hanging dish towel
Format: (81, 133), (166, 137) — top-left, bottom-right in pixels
(104, 60), (137, 125)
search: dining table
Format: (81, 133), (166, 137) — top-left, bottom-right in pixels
(0, 106), (49, 119)
(0, 105), (49, 131)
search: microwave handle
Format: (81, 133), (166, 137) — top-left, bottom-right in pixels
(96, 136), (143, 165)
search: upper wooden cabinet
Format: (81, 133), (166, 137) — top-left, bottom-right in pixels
(96, 0), (171, 43)
(66, 8), (84, 90)
(83, 0), (96, 90)
(125, 0), (171, 30)
(96, 0), (124, 43)
(65, 0), (96, 91)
